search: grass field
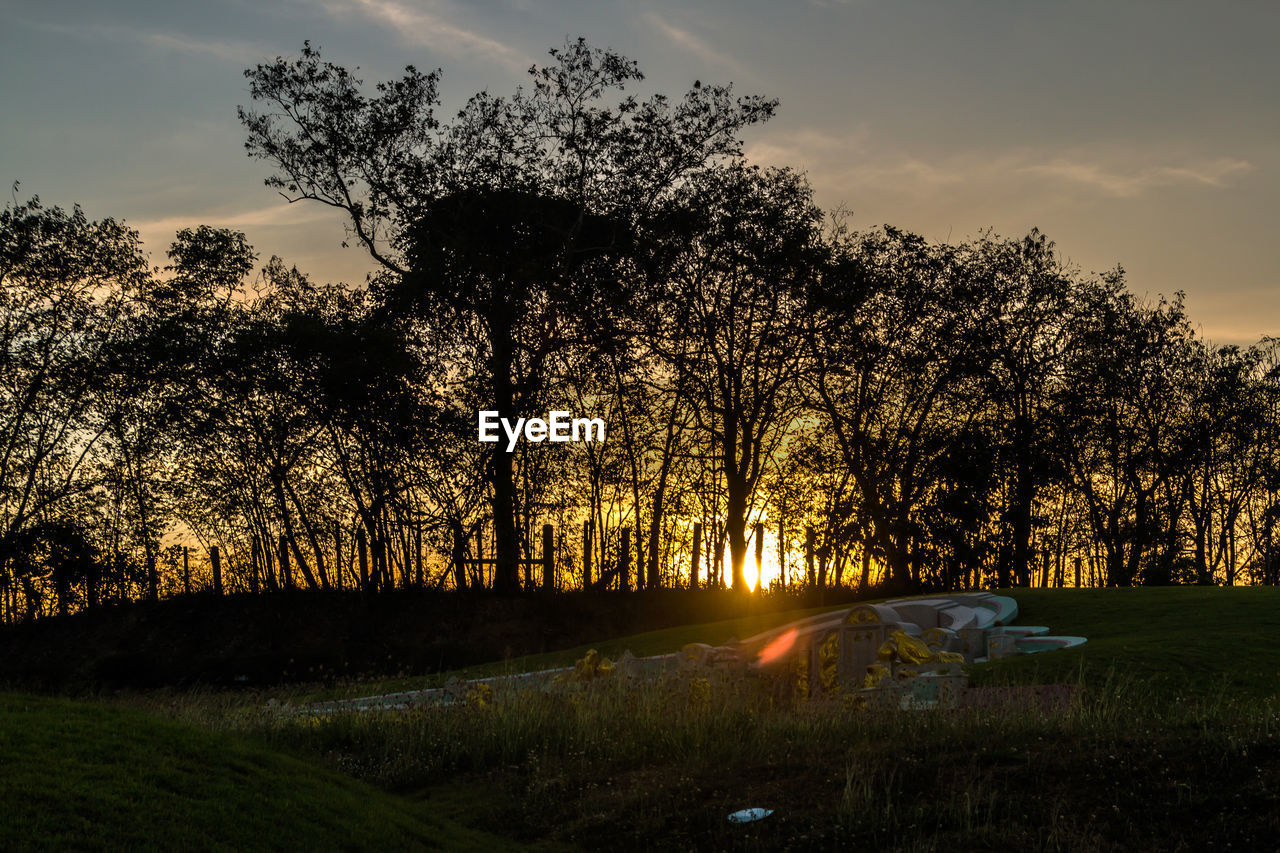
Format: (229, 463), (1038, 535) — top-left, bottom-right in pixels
(8, 587), (1280, 850)
(0, 693), (530, 851)
(972, 587), (1280, 699)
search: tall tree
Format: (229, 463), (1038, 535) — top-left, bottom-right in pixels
(654, 164), (820, 589)
(808, 227), (993, 589)
(240, 38), (776, 591)
(0, 196), (146, 617)
(1056, 283), (1198, 587)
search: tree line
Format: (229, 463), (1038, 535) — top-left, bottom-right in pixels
(3, 39), (1277, 622)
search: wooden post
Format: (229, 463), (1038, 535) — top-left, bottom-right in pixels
(382, 538), (393, 590)
(374, 537), (385, 592)
(805, 526), (816, 587)
(403, 536), (413, 590)
(333, 523), (344, 592)
(357, 528), (369, 592)
(182, 546), (191, 596)
(778, 520), (786, 587)
(210, 546), (222, 596)
(712, 526), (723, 588)
(620, 527), (631, 592)
(1074, 556), (1082, 589)
(249, 536), (260, 594)
(451, 521), (467, 591)
(582, 520), (593, 589)
(542, 523), (554, 592)
(754, 522), (764, 592)
(279, 535), (292, 590)
(690, 522), (702, 590)
(415, 525), (424, 588)
(475, 528), (485, 589)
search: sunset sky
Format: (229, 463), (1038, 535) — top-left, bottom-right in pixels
(2, 0), (1276, 345)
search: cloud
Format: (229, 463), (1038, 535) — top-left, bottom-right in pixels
(311, 0), (523, 70)
(746, 133), (999, 199)
(139, 31), (266, 65)
(744, 128), (869, 169)
(746, 130), (1254, 204)
(127, 201), (341, 238)
(644, 12), (745, 76)
(19, 19), (267, 65)
(1018, 157), (1253, 198)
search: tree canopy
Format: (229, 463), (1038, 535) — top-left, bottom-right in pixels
(3, 39), (1278, 621)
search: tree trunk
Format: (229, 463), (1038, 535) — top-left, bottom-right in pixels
(726, 478), (748, 590)
(491, 352), (521, 593)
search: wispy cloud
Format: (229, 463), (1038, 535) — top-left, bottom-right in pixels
(127, 201), (341, 238)
(19, 19), (268, 65)
(139, 31), (266, 65)
(645, 12), (745, 76)
(312, 0), (523, 70)
(745, 128), (869, 172)
(747, 131), (1254, 204)
(1019, 157), (1253, 198)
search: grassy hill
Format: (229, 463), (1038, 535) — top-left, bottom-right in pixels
(248, 587), (1280, 850)
(0, 693), (521, 851)
(8, 587), (1280, 850)
(972, 586), (1280, 699)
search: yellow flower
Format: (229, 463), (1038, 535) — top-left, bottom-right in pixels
(688, 677), (711, 713)
(465, 683), (494, 708)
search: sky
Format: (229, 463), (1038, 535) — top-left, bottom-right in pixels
(2, 0), (1276, 345)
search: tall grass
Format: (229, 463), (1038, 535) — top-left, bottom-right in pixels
(162, 664), (1280, 849)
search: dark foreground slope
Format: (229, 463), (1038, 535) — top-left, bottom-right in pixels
(6, 588), (1280, 851)
(0, 693), (517, 851)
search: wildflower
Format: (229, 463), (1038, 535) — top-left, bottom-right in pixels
(689, 677), (711, 713)
(465, 683), (494, 708)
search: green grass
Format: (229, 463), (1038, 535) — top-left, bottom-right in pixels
(970, 586), (1280, 699)
(0, 692), (525, 851)
(232, 586), (1280, 850)
(243, 646), (1280, 851)
(15, 586), (1280, 850)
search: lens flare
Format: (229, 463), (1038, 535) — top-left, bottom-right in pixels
(756, 627), (798, 667)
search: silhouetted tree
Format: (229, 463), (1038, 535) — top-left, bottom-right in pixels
(239, 38), (777, 592)
(0, 196), (146, 618)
